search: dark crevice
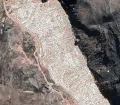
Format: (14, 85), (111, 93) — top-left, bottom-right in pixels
(108, 25), (120, 58)
(41, 0), (48, 3)
(102, 15), (114, 23)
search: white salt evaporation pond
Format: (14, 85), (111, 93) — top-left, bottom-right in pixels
(8, 0), (109, 104)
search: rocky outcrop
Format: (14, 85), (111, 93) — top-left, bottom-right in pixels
(58, 0), (120, 105)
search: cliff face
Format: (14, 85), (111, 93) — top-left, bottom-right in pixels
(0, 0), (110, 105)
(58, 0), (120, 105)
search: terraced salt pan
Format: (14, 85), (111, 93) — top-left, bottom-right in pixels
(9, 0), (109, 105)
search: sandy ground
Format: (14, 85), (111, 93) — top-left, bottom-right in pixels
(7, 0), (110, 104)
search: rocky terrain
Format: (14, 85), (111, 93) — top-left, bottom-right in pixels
(0, 0), (78, 105)
(0, 0), (112, 105)
(58, 0), (120, 105)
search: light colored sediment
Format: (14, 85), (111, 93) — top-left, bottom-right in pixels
(8, 0), (110, 105)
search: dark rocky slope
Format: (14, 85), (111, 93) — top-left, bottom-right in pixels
(58, 0), (120, 105)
